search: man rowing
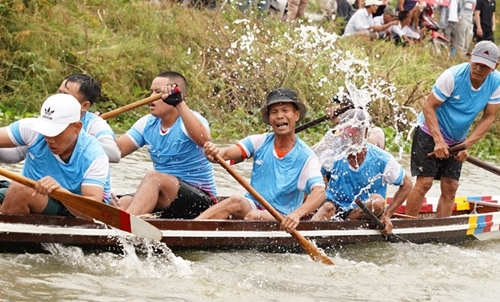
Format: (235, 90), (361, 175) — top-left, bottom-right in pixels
(312, 109), (412, 234)
(0, 94), (111, 216)
(405, 41), (500, 218)
(115, 71), (217, 219)
(195, 88), (325, 233)
(0, 74), (120, 163)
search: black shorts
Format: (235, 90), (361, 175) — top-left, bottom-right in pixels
(157, 179), (215, 219)
(410, 127), (462, 181)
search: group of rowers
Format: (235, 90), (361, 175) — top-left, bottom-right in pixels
(1, 40), (499, 236)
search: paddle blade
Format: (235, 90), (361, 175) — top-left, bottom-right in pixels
(49, 190), (162, 241)
(292, 230), (335, 265)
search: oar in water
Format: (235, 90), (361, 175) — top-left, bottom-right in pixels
(294, 103), (355, 134)
(353, 199), (410, 243)
(0, 167), (162, 241)
(214, 154), (335, 265)
(99, 93), (163, 120)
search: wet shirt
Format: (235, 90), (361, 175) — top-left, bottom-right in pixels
(418, 63), (500, 144)
(323, 144), (404, 210)
(125, 112), (217, 196)
(238, 133), (324, 215)
(7, 118), (112, 203)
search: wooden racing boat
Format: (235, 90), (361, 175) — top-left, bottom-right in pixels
(1, 195), (500, 254)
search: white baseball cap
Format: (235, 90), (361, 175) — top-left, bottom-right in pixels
(365, 0), (384, 6)
(471, 41), (500, 70)
(32, 94), (81, 137)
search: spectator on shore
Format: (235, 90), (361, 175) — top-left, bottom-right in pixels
(344, 0), (397, 39)
(474, 0), (496, 42)
(456, 0), (477, 55)
(390, 10), (422, 45)
(372, 6), (398, 39)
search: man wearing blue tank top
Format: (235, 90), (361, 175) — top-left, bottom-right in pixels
(406, 41), (500, 218)
(0, 94), (111, 217)
(116, 71), (217, 219)
(0, 74), (120, 164)
(196, 88), (326, 233)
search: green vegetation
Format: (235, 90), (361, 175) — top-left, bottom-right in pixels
(1, 0), (500, 158)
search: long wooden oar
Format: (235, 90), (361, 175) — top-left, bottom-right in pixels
(0, 167), (162, 241)
(214, 154), (335, 265)
(100, 93), (162, 120)
(354, 199), (409, 243)
(426, 144), (500, 177)
(294, 104), (355, 134)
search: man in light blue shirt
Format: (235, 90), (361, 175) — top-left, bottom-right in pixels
(406, 41), (500, 218)
(0, 94), (111, 217)
(196, 88), (325, 233)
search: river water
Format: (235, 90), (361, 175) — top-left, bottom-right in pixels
(1, 147), (500, 302)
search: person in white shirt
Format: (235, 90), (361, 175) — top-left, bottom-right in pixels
(343, 0), (397, 38)
(457, 0), (477, 55)
(372, 6), (398, 39)
(390, 10), (422, 44)
(445, 0), (459, 55)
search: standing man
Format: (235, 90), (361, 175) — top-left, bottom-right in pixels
(457, 0), (477, 55)
(405, 41), (500, 218)
(0, 94), (111, 216)
(474, 0), (496, 42)
(116, 71), (217, 219)
(196, 88), (325, 233)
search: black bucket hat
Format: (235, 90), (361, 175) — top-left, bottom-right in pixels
(260, 88), (307, 125)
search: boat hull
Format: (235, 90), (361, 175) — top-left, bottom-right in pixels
(1, 208), (500, 254)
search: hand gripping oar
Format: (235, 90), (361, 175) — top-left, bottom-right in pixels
(354, 199), (409, 243)
(214, 154), (335, 265)
(0, 167), (162, 241)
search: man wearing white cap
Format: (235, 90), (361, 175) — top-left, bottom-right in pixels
(0, 94), (111, 217)
(406, 41), (500, 218)
(343, 0), (398, 38)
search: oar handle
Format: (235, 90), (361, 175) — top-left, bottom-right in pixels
(354, 199), (385, 229)
(214, 153), (335, 265)
(354, 199), (409, 243)
(100, 93), (162, 120)
(294, 103), (355, 134)
(466, 156), (500, 177)
(427, 143), (467, 158)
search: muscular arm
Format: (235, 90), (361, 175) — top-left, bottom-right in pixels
(116, 135), (139, 158)
(422, 92), (449, 156)
(292, 186), (326, 218)
(380, 174), (413, 234)
(176, 102), (211, 146)
(383, 174), (413, 219)
(463, 103), (500, 148)
(0, 128), (18, 148)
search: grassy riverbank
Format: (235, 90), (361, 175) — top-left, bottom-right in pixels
(1, 1), (499, 158)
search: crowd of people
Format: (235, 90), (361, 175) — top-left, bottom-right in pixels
(0, 35), (498, 237)
(334, 0), (495, 55)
